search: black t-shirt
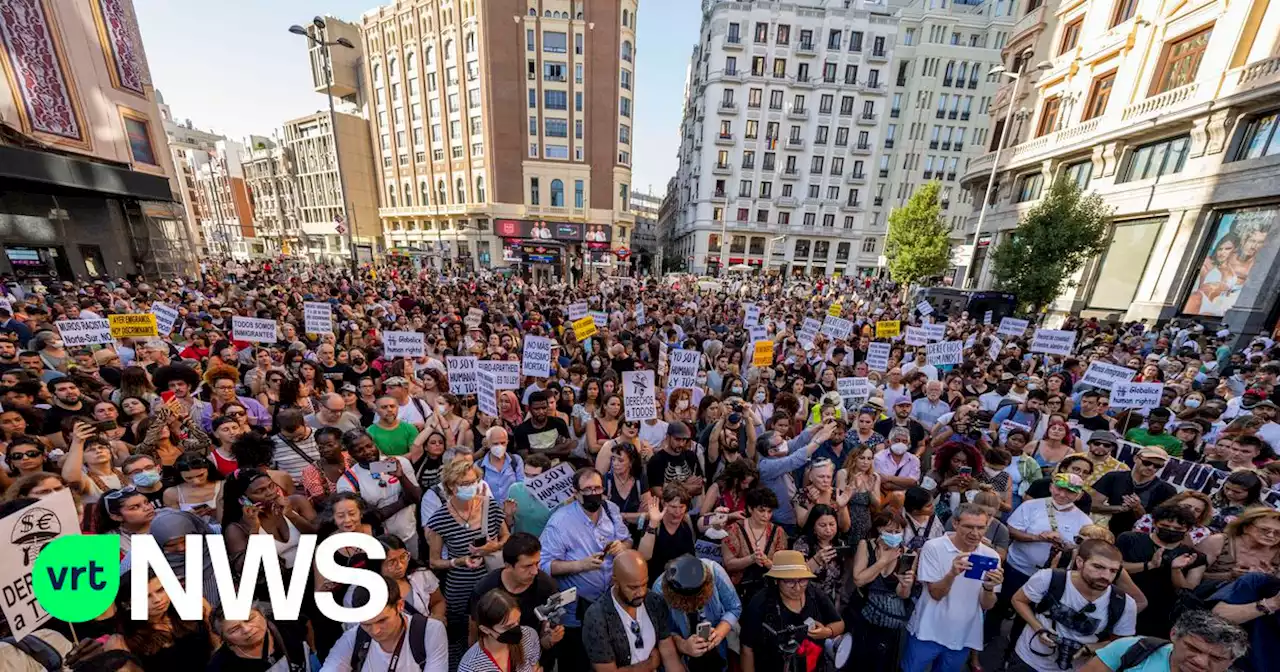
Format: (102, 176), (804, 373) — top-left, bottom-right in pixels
(468, 568), (561, 632)
(1115, 531), (1207, 636)
(646, 449), (704, 492)
(206, 621), (308, 672)
(1069, 412), (1112, 432)
(512, 416), (571, 455)
(319, 363), (349, 387)
(1093, 472), (1178, 536)
(40, 402), (88, 435)
(343, 365), (381, 388)
(1026, 478), (1094, 514)
(874, 418), (927, 452)
(740, 586), (841, 672)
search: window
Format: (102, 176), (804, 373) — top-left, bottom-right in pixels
(828, 29), (842, 50)
(752, 56), (766, 76)
(619, 124), (630, 144)
(574, 180), (585, 208)
(1083, 71), (1116, 120)
(1014, 172), (1044, 202)
(777, 24), (790, 45)
(544, 62), (566, 81)
(849, 31), (863, 52)
(456, 178), (466, 203)
(728, 22), (741, 43)
(550, 180), (564, 207)
(530, 177), (540, 205)
(1152, 27), (1212, 95)
(1234, 110), (1280, 161)
(544, 32), (567, 53)
(840, 96), (855, 115)
(824, 63), (838, 83)
(1123, 135), (1190, 181)
(745, 120), (758, 139)
(619, 184), (629, 210)
(1064, 159), (1093, 188)
(529, 115), (538, 135)
(810, 156), (824, 173)
(748, 89), (762, 108)
(621, 40), (633, 62)
(754, 22), (768, 43)
(528, 88), (537, 108)
(1036, 96), (1061, 137)
(620, 97), (632, 117)
(773, 58), (787, 78)
(575, 34), (584, 55)
(763, 152), (775, 170)
(1110, 0), (1138, 27)
(862, 238), (877, 253)
(546, 144), (569, 159)
(819, 94), (833, 114)
(1059, 18), (1082, 54)
(815, 126), (829, 144)
(476, 177), (485, 202)
(803, 213), (816, 226)
(575, 92), (583, 111)
(546, 118), (568, 137)
(738, 180), (752, 197)
(759, 181), (772, 198)
(835, 127), (848, 146)
(545, 90), (568, 109)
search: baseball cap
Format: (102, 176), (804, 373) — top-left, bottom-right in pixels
(383, 376), (408, 387)
(1087, 430), (1119, 447)
(1137, 446), (1170, 463)
(1052, 473), (1084, 493)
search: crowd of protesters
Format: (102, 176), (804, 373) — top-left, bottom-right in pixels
(1, 260), (1278, 672)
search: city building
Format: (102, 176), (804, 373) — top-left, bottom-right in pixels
(658, 176), (680, 272)
(158, 91), (224, 258)
(282, 110), (381, 264)
(358, 0), (637, 281)
(630, 188), (662, 274)
(879, 0), (1014, 233)
(0, 0), (192, 279)
(192, 139), (258, 259)
(242, 135), (302, 257)
(957, 0), (1280, 337)
(670, 0), (899, 278)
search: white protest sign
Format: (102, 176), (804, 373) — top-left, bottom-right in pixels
(521, 335), (554, 378)
(477, 369), (499, 416)
(477, 360), (521, 390)
(55, 318), (113, 347)
(635, 302), (645, 326)
(232, 316), (278, 343)
(1081, 362), (1138, 390)
(446, 355), (479, 395)
(926, 340), (964, 366)
(837, 377), (870, 403)
(668, 349), (701, 390)
(988, 337), (1003, 361)
(0, 489), (78, 640)
(748, 326), (767, 343)
(998, 317), (1029, 338)
(866, 342), (892, 371)
(916, 300), (934, 316)
(151, 302), (179, 336)
(744, 304), (760, 328)
(304, 302), (333, 334)
(798, 318), (821, 348)
(922, 323), (946, 342)
(1030, 329), (1077, 356)
(383, 330), (426, 358)
(567, 301), (588, 321)
(465, 308), (484, 329)
(590, 311), (608, 329)
(524, 462), (576, 508)
(983, 310), (993, 325)
(622, 370), (657, 421)
(820, 316), (853, 340)
(905, 326), (928, 347)
(1110, 382), (1164, 410)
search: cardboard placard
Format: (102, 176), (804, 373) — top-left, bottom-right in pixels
(798, 318), (821, 348)
(383, 330), (426, 358)
(304, 302), (333, 334)
(55, 318), (113, 347)
(1080, 362), (1138, 391)
(477, 369), (499, 416)
(1030, 329), (1077, 356)
(151, 303), (179, 336)
(752, 340), (774, 367)
(820, 316), (853, 340)
(446, 355), (479, 395)
(477, 360), (521, 390)
(866, 342), (892, 371)
(0, 489), (78, 640)
(926, 340), (964, 366)
(998, 317), (1030, 338)
(1110, 382), (1164, 410)
(108, 313), (158, 339)
(232, 316), (278, 344)
(590, 311), (608, 329)
(668, 349), (701, 390)
(572, 316), (598, 342)
(567, 301), (588, 321)
(905, 326), (928, 347)
(521, 335), (554, 378)
(922, 323), (946, 342)
(622, 370), (657, 421)
(983, 310), (993, 325)
(875, 320), (900, 338)
(744, 304), (760, 327)
(525, 462), (577, 508)
(916, 300), (934, 316)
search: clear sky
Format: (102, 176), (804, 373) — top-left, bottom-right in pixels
(133, 0), (700, 198)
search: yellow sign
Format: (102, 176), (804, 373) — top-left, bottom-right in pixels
(828, 303), (842, 317)
(572, 316), (598, 341)
(876, 320), (901, 338)
(752, 340), (774, 367)
(109, 313), (158, 339)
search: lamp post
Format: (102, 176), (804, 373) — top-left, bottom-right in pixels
(290, 19), (357, 274)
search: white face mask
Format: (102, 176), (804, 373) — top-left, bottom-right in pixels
(676, 399), (690, 411)
(754, 391), (767, 403)
(890, 442), (909, 456)
(489, 443), (507, 459)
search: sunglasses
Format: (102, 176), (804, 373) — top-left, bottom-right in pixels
(226, 410), (247, 418)
(8, 449), (43, 460)
(629, 620), (645, 649)
(1138, 459), (1165, 469)
(103, 485), (139, 501)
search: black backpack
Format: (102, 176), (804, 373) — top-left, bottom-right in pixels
(1033, 569), (1129, 637)
(1114, 637), (1170, 671)
(349, 613), (430, 671)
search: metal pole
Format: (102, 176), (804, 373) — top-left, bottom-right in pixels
(317, 28), (357, 275)
(717, 200), (729, 276)
(961, 72), (1020, 290)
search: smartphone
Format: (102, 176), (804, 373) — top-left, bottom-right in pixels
(92, 420), (118, 432)
(896, 552), (917, 575)
(963, 554), (999, 580)
(370, 460), (396, 475)
(958, 466), (972, 476)
(696, 621), (712, 640)
(711, 513), (728, 527)
(239, 496), (254, 508)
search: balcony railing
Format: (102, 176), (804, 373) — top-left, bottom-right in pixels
(724, 36), (743, 49)
(935, 110), (946, 119)
(929, 141), (939, 149)
(796, 41), (816, 55)
(884, 139), (895, 148)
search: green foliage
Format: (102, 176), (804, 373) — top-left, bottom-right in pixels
(990, 176), (1112, 312)
(885, 181), (951, 287)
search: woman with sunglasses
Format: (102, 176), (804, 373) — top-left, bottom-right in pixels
(459, 589), (542, 672)
(599, 439), (647, 530)
(61, 422), (126, 531)
(4, 434), (53, 480)
(256, 369), (286, 420)
(97, 486), (157, 556)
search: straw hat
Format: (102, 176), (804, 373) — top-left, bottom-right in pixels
(765, 550), (816, 580)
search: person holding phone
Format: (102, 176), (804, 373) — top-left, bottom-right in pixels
(852, 510), (918, 670)
(60, 421), (125, 529)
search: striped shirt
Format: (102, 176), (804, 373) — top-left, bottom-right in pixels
(455, 627), (541, 672)
(272, 430), (320, 483)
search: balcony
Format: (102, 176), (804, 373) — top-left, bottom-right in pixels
(724, 36), (743, 50)
(787, 106), (809, 120)
(929, 141), (939, 150)
(857, 112), (878, 125)
(863, 83), (885, 95)
(775, 195), (799, 208)
(935, 110), (946, 119)
(1120, 82), (1203, 123)
(940, 142), (951, 151)
(852, 142), (872, 155)
(883, 139), (895, 149)
(715, 133), (735, 146)
(878, 169), (889, 178)
(721, 69), (743, 83)
(711, 191), (727, 202)
(719, 100), (739, 114)
(786, 136), (805, 149)
(793, 75), (814, 89)
(868, 49), (888, 62)
(780, 167), (800, 180)
(712, 162), (732, 175)
(960, 112), (970, 121)
(796, 41), (817, 56)
(890, 108), (900, 118)
(842, 200), (864, 212)
(1011, 5), (1047, 46)
(847, 171), (867, 184)
(873, 196), (884, 206)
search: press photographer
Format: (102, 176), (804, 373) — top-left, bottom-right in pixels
(739, 550), (845, 672)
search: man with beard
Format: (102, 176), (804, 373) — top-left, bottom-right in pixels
(0, 338), (20, 373)
(875, 397), (927, 457)
(581, 550), (683, 672)
(647, 421), (706, 498)
(41, 378), (85, 445)
(652, 554), (742, 672)
(1009, 540), (1137, 672)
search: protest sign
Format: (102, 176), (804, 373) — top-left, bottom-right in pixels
(567, 301), (588, 321)
(232, 316), (278, 343)
(1030, 329), (1077, 356)
(695, 539), (724, 563)
(998, 317), (1029, 338)
(916, 300), (933, 316)
(108, 313), (157, 339)
(304, 302), (333, 334)
(151, 303), (179, 336)
(525, 463), (577, 508)
(837, 377), (870, 407)
(905, 326), (928, 347)
(798, 318), (821, 348)
(988, 337), (1003, 361)
(1109, 441), (1280, 508)
(622, 370), (657, 421)
(0, 489), (78, 640)
(866, 342), (891, 371)
(477, 370), (499, 416)
(668, 349), (701, 390)
(926, 340), (964, 366)
(55, 319), (112, 347)
(572, 316), (597, 341)
(752, 340), (774, 367)
(744, 304), (760, 327)
(1110, 382), (1164, 410)
(983, 310), (993, 325)
(465, 308), (484, 329)
(922, 323), (946, 342)
(820, 316), (853, 340)
(1081, 362), (1138, 390)
(477, 360), (520, 390)
(383, 330), (426, 358)
(875, 320), (900, 338)
(828, 303), (842, 317)
(446, 356), (479, 395)
(590, 311), (608, 329)
(521, 335), (554, 377)
(635, 302), (645, 325)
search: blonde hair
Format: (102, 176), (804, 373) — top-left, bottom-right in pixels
(1225, 506), (1280, 538)
(441, 457), (480, 494)
(1077, 524), (1115, 544)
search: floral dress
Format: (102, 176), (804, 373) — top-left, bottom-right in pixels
(793, 536), (846, 610)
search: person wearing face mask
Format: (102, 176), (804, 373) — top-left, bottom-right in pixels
(851, 510), (918, 669)
(1116, 504), (1208, 637)
(479, 426), (524, 502)
(458, 589), (543, 672)
(121, 454), (168, 505)
(874, 427), (924, 492)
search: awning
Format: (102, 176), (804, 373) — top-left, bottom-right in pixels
(0, 144), (174, 201)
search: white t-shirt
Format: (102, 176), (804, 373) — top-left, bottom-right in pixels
(1013, 569), (1137, 672)
(639, 419), (669, 448)
(612, 593), (656, 663)
(978, 391), (1007, 413)
(338, 457), (419, 545)
(1006, 499), (1094, 577)
(397, 397), (429, 426)
(321, 612), (449, 672)
(908, 534), (1002, 652)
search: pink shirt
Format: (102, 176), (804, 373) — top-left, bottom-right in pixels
(874, 448), (921, 481)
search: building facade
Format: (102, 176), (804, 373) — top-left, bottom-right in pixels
(360, 0), (636, 279)
(958, 0), (1280, 337)
(670, 0), (899, 278)
(630, 188), (661, 274)
(159, 92), (224, 259)
(191, 139), (258, 260)
(242, 135), (302, 257)
(0, 0), (192, 280)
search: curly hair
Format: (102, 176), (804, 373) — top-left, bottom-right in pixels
(932, 440), (984, 477)
(203, 362), (241, 387)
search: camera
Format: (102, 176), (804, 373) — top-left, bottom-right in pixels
(762, 622), (810, 656)
(534, 587), (577, 626)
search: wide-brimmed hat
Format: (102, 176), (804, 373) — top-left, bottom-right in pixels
(765, 550), (816, 580)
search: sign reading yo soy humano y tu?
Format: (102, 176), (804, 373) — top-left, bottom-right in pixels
(55, 319), (113, 347)
(1030, 328), (1077, 356)
(150, 302), (179, 336)
(231, 316), (278, 344)
(622, 370), (657, 421)
(382, 330), (425, 358)
(304, 302), (333, 334)
(667, 348), (702, 390)
(521, 335), (554, 378)
(524, 462), (576, 509)
(866, 342), (892, 371)
(477, 360), (521, 390)
(926, 340), (964, 366)
(1110, 382), (1164, 410)
(446, 355), (479, 395)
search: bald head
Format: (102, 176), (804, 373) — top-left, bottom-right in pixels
(612, 550), (649, 608)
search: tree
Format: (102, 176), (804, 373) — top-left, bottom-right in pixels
(885, 181), (951, 288)
(990, 175), (1112, 313)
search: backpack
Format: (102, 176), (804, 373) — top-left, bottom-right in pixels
(0, 635), (62, 672)
(349, 613), (430, 671)
(1114, 637), (1170, 671)
(1033, 569), (1128, 638)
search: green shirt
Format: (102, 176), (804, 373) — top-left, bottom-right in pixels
(504, 482), (552, 536)
(1124, 428), (1184, 457)
(368, 421), (419, 457)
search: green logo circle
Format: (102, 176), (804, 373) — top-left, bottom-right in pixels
(32, 535), (121, 623)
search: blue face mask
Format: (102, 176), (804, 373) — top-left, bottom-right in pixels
(880, 532), (904, 548)
(132, 470), (161, 488)
(456, 483), (479, 501)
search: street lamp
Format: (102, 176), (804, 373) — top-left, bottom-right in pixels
(962, 61), (1050, 290)
(290, 18), (357, 274)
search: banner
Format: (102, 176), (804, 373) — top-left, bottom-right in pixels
(383, 330), (426, 358)
(926, 340), (964, 366)
(988, 337), (1003, 361)
(232, 316), (278, 344)
(622, 370), (657, 421)
(521, 335), (554, 377)
(477, 370), (499, 416)
(1111, 441), (1280, 508)
(668, 349), (701, 390)
(866, 342), (891, 371)
(55, 319), (112, 347)
(567, 301), (588, 321)
(875, 320), (900, 338)
(446, 355), (479, 395)
(0, 489), (78, 640)
(1030, 329), (1077, 356)
(1110, 382), (1164, 410)
(998, 317), (1029, 338)
(820, 316), (853, 340)
(151, 303), (179, 336)
(1080, 362), (1137, 391)
(524, 462), (577, 508)
(572, 316), (598, 341)
(798, 318), (821, 349)
(108, 313), (157, 339)
(752, 340), (774, 367)
(304, 302), (333, 334)
(905, 326), (928, 347)
(477, 360), (521, 390)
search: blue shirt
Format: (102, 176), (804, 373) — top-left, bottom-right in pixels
(480, 452), (524, 502)
(759, 446), (812, 526)
(1209, 572), (1279, 672)
(539, 500), (631, 627)
(912, 397), (950, 428)
(652, 560), (742, 659)
(1095, 637), (1172, 672)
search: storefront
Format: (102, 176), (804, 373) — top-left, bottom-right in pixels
(494, 218), (613, 282)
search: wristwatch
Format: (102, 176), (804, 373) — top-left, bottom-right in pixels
(1256, 600), (1274, 615)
